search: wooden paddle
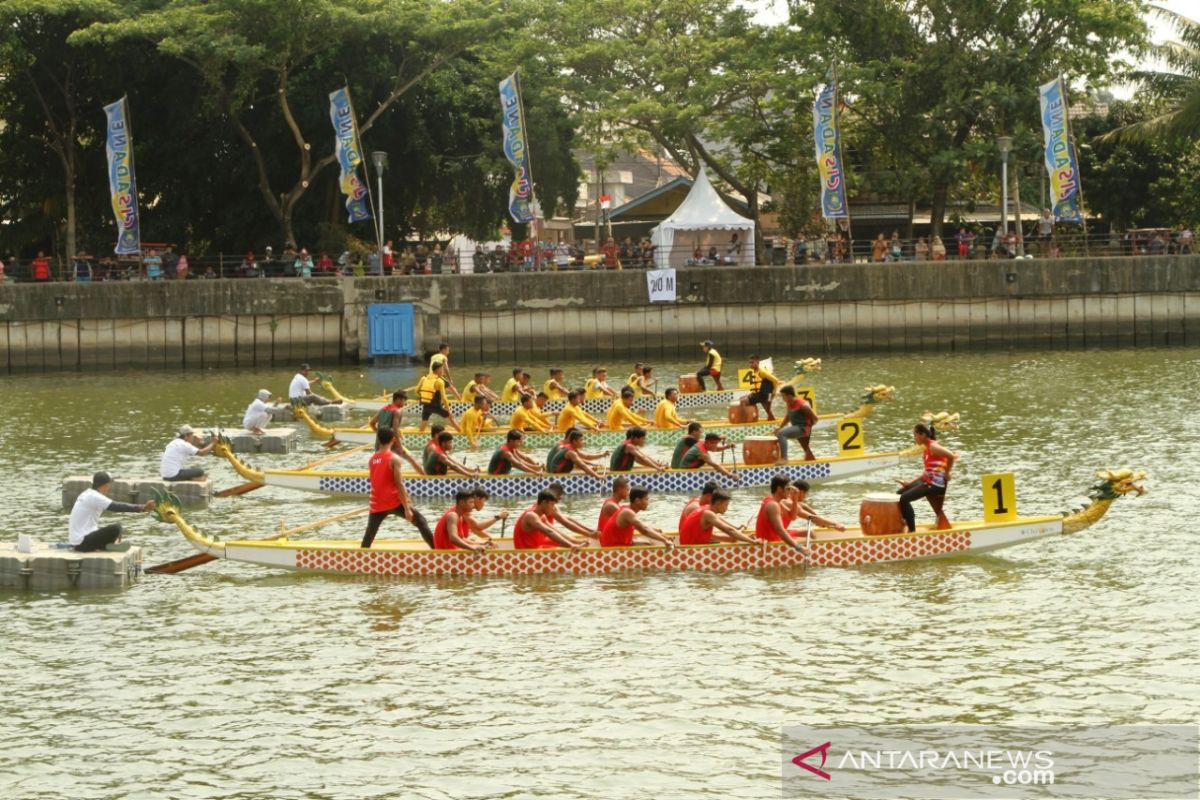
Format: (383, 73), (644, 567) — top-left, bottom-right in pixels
(148, 506), (370, 574)
(214, 443), (371, 497)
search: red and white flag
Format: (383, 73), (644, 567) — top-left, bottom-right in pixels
(599, 194), (611, 209)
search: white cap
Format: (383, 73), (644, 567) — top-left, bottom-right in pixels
(257, 389), (271, 401)
(178, 424), (195, 437)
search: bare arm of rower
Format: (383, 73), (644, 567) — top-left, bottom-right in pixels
(794, 502), (844, 532)
(709, 512), (756, 544)
(568, 451), (604, 480)
(703, 451), (739, 481)
(554, 508), (599, 540)
(630, 513), (673, 548)
(765, 500), (804, 551)
(390, 455), (414, 522)
(511, 451), (546, 475)
(395, 444), (425, 475)
(530, 515), (585, 549)
(445, 511), (485, 551)
(630, 445), (667, 471)
(445, 455), (481, 478)
(469, 511), (506, 537)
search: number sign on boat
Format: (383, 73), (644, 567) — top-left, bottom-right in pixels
(982, 472), (1018, 523)
(795, 385), (816, 412)
(837, 418), (865, 456)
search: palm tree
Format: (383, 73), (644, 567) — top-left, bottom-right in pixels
(1108, 6), (1200, 142)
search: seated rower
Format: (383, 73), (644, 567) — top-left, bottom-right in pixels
(557, 389), (601, 432)
(671, 421), (703, 468)
(609, 427), (668, 471)
(679, 480), (720, 531)
(626, 363), (655, 397)
(460, 396), (496, 449)
(636, 366), (658, 398)
(467, 487), (507, 541)
(678, 489), (756, 545)
(599, 486), (673, 548)
(654, 388), (688, 429)
(546, 429), (607, 480)
(533, 392), (555, 425)
(513, 490), (588, 550)
(775, 385), (819, 463)
(511, 393), (552, 433)
(487, 430), (545, 475)
(545, 481), (602, 540)
(599, 476), (631, 530)
(500, 368), (527, 403)
(422, 424), (445, 461)
(740, 354), (782, 421)
(432, 490), (488, 552)
(161, 425), (215, 482)
(784, 479), (845, 533)
(543, 368), (570, 401)
(755, 475), (810, 553)
(463, 373), (500, 404)
(606, 387), (653, 431)
(679, 432), (740, 481)
(584, 367), (618, 399)
(424, 431), (482, 478)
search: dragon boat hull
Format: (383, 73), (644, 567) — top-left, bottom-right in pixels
(221, 448), (911, 500)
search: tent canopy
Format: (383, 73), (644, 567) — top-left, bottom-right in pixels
(650, 169), (755, 268)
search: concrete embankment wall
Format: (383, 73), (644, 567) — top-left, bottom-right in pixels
(1, 256), (1199, 372)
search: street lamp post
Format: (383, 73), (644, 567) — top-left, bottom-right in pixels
(371, 151), (388, 275)
(996, 136), (1013, 244)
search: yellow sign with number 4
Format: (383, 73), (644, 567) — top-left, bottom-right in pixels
(982, 473), (1017, 522)
(837, 419), (865, 456)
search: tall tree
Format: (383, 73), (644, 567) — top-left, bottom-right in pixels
(790, 0), (1147, 236)
(1110, 7), (1200, 143)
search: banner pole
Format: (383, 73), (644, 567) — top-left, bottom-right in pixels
(1060, 75), (1090, 256)
(833, 63), (854, 262)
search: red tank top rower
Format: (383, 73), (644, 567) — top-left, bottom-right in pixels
(368, 451), (401, 512)
(678, 504), (712, 545)
(513, 506), (557, 549)
(598, 500), (621, 531)
(599, 505), (633, 547)
(432, 506), (472, 549)
(679, 498), (703, 531)
(755, 495), (782, 541)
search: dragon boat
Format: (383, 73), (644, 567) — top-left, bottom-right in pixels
(293, 385), (897, 449)
(154, 469), (1145, 579)
(323, 358), (827, 418)
(212, 435), (919, 500)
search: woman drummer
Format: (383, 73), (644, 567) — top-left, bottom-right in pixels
(897, 423), (957, 531)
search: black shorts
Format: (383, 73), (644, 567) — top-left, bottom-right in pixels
(421, 400), (451, 421)
(747, 380), (775, 405)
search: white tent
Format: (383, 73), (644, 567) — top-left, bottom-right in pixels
(650, 168), (755, 268)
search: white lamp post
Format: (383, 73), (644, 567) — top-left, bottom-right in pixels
(996, 136), (1013, 240)
(371, 151), (388, 272)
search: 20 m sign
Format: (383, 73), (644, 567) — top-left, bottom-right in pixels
(647, 268), (677, 302)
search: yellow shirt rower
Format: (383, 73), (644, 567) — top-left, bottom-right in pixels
(654, 388), (687, 429)
(543, 368), (569, 401)
(512, 395), (551, 432)
(460, 397), (494, 448)
(500, 368), (525, 402)
(606, 388), (652, 431)
(557, 390), (600, 431)
(584, 367), (616, 400)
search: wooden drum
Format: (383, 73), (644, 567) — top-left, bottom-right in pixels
(728, 403), (759, 424)
(678, 375), (701, 394)
(742, 436), (779, 465)
(859, 492), (904, 535)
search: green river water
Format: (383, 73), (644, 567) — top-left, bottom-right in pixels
(1, 348), (1198, 799)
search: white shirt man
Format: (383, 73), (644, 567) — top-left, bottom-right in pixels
(161, 425), (214, 481)
(242, 389), (272, 434)
(68, 472), (153, 551)
(288, 363), (334, 406)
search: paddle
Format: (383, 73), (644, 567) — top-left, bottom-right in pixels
(214, 442), (371, 497)
(802, 516), (814, 574)
(147, 505), (370, 574)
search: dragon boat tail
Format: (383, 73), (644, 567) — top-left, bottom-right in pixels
(155, 469), (1145, 578)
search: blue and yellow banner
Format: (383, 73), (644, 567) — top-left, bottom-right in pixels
(104, 97), (140, 255)
(1039, 76), (1084, 223)
(813, 81), (849, 219)
(329, 87), (372, 224)
(499, 71), (536, 224)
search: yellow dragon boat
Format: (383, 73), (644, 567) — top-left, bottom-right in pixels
(292, 385), (898, 449)
(152, 469), (1145, 579)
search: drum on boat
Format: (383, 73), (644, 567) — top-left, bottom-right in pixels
(860, 492), (904, 535)
(678, 375), (701, 394)
(742, 436), (779, 465)
(728, 403), (758, 424)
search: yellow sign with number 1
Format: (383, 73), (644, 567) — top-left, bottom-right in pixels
(982, 473), (1017, 522)
(837, 419), (864, 456)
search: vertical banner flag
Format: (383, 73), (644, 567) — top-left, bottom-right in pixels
(1039, 76), (1084, 222)
(813, 81), (849, 219)
(329, 87), (372, 223)
(104, 97), (141, 255)
(499, 71), (536, 224)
